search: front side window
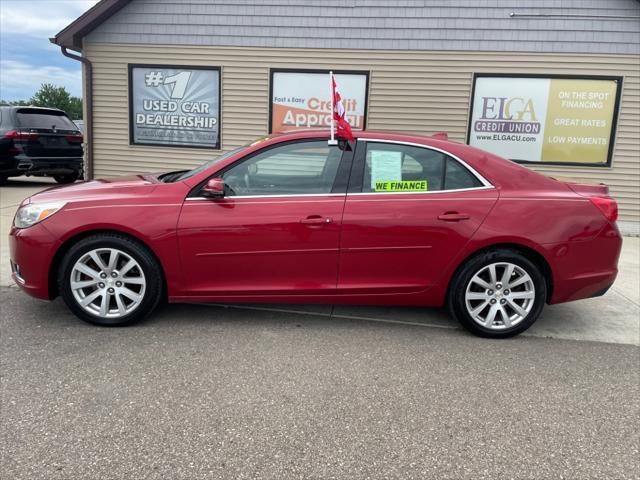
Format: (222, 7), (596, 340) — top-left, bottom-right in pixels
(175, 145), (248, 182)
(362, 142), (482, 193)
(222, 141), (342, 196)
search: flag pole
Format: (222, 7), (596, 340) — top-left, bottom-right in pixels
(328, 70), (337, 145)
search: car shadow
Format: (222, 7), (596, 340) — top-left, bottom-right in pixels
(14, 291), (636, 345)
(150, 301), (460, 332)
(33, 295), (460, 334)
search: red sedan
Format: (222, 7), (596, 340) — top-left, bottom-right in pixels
(9, 131), (621, 338)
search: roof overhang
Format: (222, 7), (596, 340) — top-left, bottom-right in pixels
(50, 0), (131, 51)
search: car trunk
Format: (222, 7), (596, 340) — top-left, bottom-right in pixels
(564, 181), (610, 198)
(551, 176), (618, 222)
(548, 175), (611, 198)
(15, 109), (83, 159)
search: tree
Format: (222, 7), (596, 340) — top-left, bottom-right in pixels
(29, 84), (83, 119)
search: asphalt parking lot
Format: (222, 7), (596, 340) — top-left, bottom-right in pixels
(1, 179), (639, 479)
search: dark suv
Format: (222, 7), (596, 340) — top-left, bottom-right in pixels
(0, 106), (83, 184)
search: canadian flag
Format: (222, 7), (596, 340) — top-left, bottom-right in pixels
(331, 73), (355, 141)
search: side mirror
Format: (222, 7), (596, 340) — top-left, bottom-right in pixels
(202, 177), (225, 198)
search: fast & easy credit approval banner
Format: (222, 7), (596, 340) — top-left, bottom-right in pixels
(468, 75), (621, 165)
(129, 65), (220, 148)
(270, 70), (368, 134)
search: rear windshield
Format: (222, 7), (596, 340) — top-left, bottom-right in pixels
(16, 110), (77, 130)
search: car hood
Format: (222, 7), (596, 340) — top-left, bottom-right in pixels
(27, 174), (161, 204)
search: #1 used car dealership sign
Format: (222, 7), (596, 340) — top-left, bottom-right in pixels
(468, 74), (622, 166)
(129, 65), (221, 149)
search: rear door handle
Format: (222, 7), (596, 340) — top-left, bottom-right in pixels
(438, 212), (470, 222)
(300, 215), (333, 225)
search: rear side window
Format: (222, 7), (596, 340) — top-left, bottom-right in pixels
(16, 110), (77, 130)
(444, 157), (482, 190)
(363, 143), (445, 193)
(362, 142), (483, 193)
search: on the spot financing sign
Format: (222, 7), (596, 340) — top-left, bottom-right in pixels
(468, 75), (621, 166)
(129, 65), (220, 148)
(270, 70), (368, 134)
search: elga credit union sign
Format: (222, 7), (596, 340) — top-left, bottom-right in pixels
(270, 70), (368, 134)
(129, 65), (220, 148)
(468, 74), (622, 166)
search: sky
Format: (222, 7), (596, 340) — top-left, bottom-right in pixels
(0, 0), (99, 101)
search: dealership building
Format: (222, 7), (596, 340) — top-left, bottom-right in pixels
(52, 0), (640, 227)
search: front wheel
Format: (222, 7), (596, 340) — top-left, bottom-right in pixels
(58, 234), (163, 326)
(53, 171), (79, 184)
(448, 249), (547, 338)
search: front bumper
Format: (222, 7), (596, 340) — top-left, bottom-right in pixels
(8, 222), (60, 300)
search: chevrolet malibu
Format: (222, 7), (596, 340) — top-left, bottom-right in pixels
(9, 131), (621, 338)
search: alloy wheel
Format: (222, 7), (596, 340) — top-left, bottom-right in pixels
(70, 248), (146, 318)
(464, 262), (535, 330)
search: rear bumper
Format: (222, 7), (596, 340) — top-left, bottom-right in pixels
(0, 157), (18, 172)
(548, 222), (622, 304)
(550, 269), (618, 304)
(8, 223), (60, 300)
(1, 156), (82, 176)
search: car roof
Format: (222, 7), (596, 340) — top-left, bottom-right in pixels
(265, 129), (458, 148)
(258, 129), (562, 193)
(0, 105), (66, 113)
(264, 130), (475, 166)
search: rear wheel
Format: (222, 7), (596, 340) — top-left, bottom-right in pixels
(448, 249), (546, 338)
(53, 171), (79, 184)
(0, 176), (7, 186)
(58, 234), (163, 326)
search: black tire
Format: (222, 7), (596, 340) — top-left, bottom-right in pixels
(53, 171), (79, 184)
(58, 233), (163, 326)
(0, 176), (8, 186)
(448, 249), (547, 338)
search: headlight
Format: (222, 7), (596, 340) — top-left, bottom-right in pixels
(14, 201), (67, 229)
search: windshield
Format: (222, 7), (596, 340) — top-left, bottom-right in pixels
(173, 144), (249, 182)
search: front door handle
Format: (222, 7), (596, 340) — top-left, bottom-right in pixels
(300, 215), (333, 225)
(438, 212), (470, 222)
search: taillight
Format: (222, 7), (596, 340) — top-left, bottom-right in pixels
(589, 196), (618, 222)
(65, 134), (83, 143)
(4, 130), (40, 140)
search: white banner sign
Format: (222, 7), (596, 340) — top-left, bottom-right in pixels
(270, 71), (368, 134)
